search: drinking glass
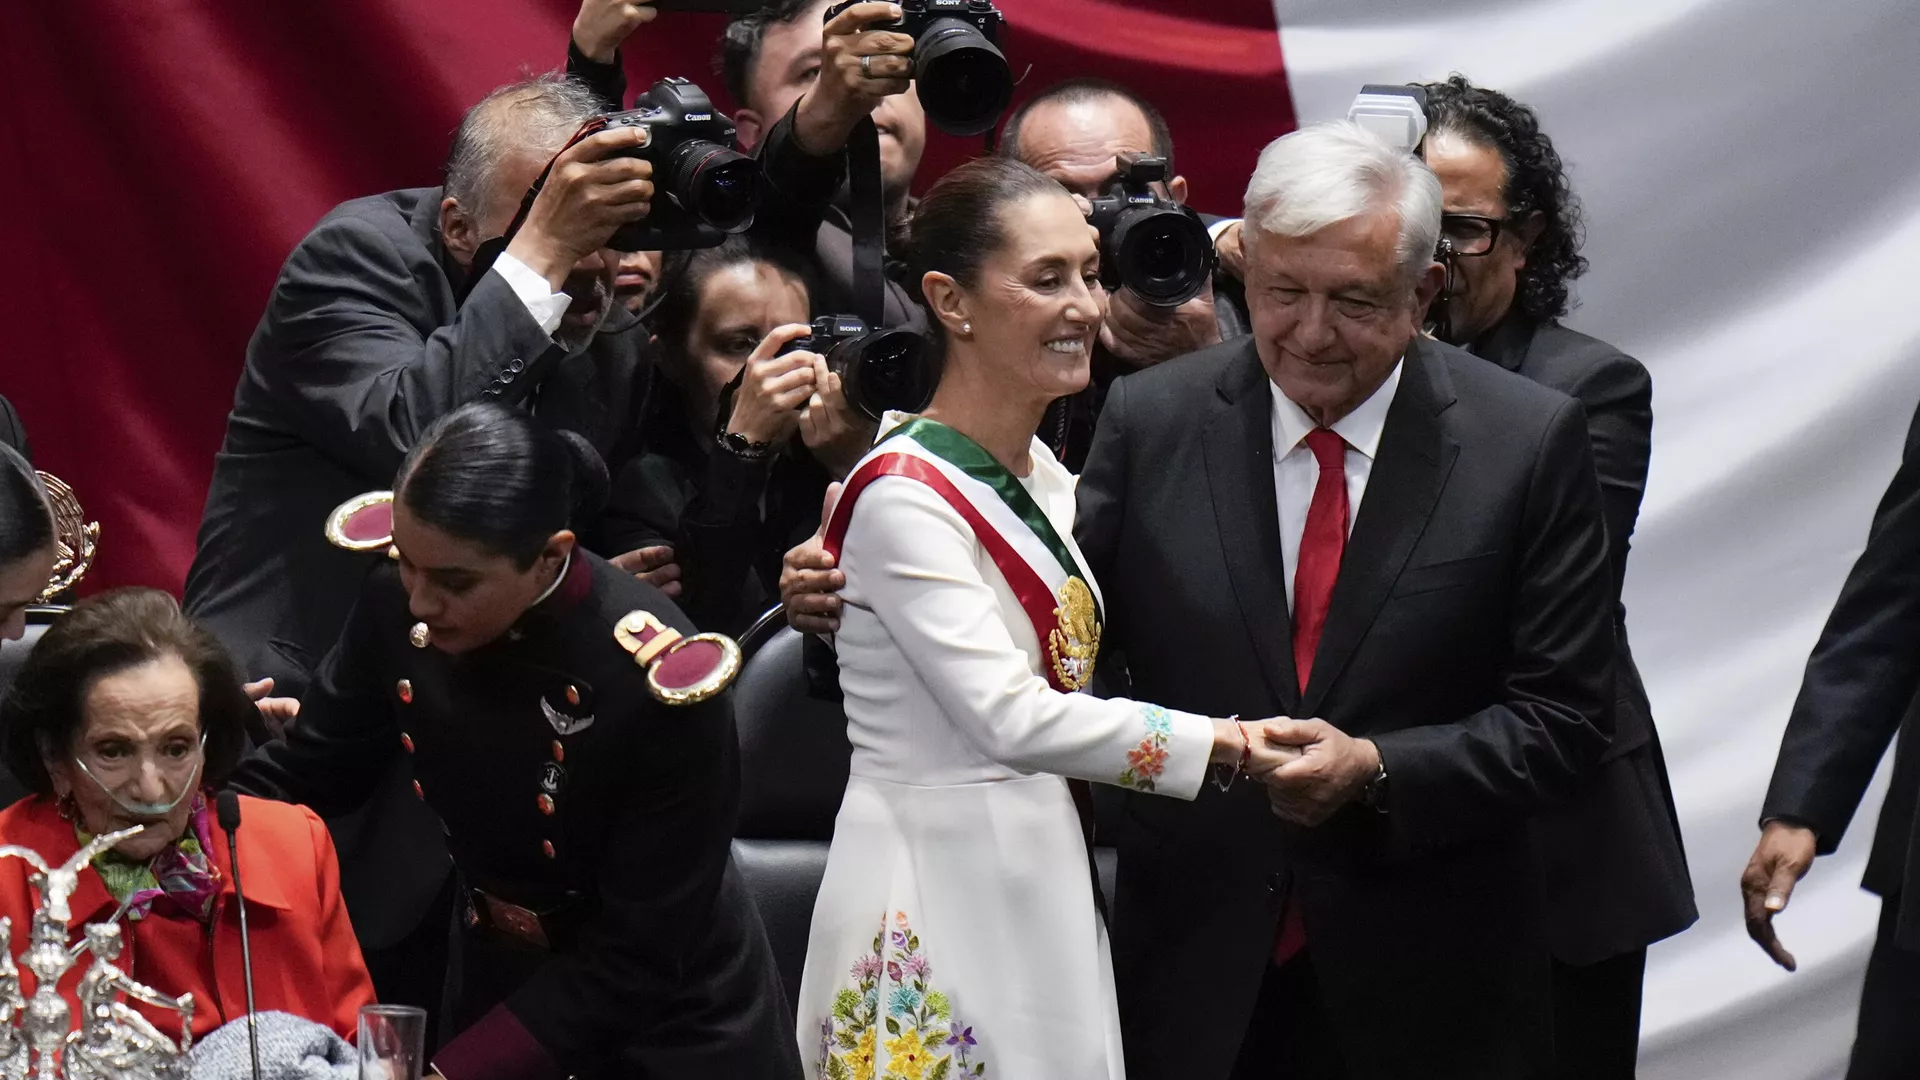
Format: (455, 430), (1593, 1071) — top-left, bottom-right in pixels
(358, 1004), (427, 1080)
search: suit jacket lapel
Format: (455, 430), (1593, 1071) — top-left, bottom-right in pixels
(1201, 342), (1299, 714)
(1301, 340), (1460, 718)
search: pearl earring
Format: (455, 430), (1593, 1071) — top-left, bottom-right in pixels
(960, 321), (972, 335)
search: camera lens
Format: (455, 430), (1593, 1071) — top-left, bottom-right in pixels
(913, 17), (1012, 137)
(829, 329), (936, 420)
(666, 140), (758, 233)
(1110, 206), (1213, 308)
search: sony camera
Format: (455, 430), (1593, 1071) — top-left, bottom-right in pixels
(778, 314), (938, 421)
(1085, 153), (1216, 308)
(826, 0), (1011, 136)
(599, 78), (757, 251)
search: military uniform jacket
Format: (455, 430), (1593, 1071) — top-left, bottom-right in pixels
(229, 552), (797, 1080)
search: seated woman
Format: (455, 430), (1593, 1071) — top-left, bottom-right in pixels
(601, 235), (873, 634)
(0, 587), (374, 1041)
(0, 445), (55, 645)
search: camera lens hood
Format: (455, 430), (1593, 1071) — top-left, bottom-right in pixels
(914, 16), (1012, 137)
(1109, 204), (1214, 308)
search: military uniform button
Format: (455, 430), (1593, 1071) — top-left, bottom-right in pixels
(400, 733), (415, 753)
(565, 685), (580, 706)
(537, 794), (555, 815)
(413, 780), (425, 799)
(551, 740), (565, 763)
(396, 679), (413, 704)
(541, 840), (556, 860)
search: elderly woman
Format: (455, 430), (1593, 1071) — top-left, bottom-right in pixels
(0, 587), (374, 1041)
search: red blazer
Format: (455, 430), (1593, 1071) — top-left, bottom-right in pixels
(0, 793), (375, 1041)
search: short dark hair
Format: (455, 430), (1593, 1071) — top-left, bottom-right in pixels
(649, 235), (815, 366)
(718, 0), (820, 112)
(395, 403), (609, 570)
(0, 445), (52, 570)
(1420, 74), (1588, 321)
(999, 78), (1176, 176)
(905, 157), (1067, 359)
(0, 588), (251, 801)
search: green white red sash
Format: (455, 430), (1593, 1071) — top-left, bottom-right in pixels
(823, 417), (1103, 694)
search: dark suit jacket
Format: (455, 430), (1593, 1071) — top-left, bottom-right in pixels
(228, 553), (796, 1080)
(1764, 395), (1920, 950)
(1476, 314), (1697, 963)
(1079, 336), (1617, 1080)
(183, 186), (651, 946)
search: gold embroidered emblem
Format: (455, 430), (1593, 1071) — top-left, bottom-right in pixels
(1049, 576), (1100, 691)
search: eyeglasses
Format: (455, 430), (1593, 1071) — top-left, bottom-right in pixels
(1439, 214), (1516, 257)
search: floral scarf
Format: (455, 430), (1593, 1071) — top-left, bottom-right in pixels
(79, 794), (222, 923)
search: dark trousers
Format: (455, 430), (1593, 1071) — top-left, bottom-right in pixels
(1230, 953), (1350, 1080)
(1549, 949), (1645, 1079)
(1849, 894), (1920, 1080)
(362, 872), (458, 1052)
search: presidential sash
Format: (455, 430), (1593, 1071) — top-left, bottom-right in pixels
(823, 418), (1103, 693)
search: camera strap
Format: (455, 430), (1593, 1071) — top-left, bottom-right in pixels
(846, 116), (887, 329)
(455, 116), (611, 307)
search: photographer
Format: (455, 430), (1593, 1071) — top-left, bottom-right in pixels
(1418, 75), (1695, 1080)
(604, 236), (867, 634)
(728, 0), (928, 329)
(183, 73), (661, 1029)
(999, 78), (1241, 469)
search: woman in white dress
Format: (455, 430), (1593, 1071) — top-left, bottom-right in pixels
(793, 158), (1289, 1080)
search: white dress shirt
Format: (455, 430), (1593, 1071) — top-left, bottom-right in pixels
(1269, 362), (1403, 614)
(490, 251), (571, 337)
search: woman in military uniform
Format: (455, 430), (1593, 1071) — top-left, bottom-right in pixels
(227, 403), (798, 1080)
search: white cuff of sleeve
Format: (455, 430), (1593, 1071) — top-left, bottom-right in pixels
(1207, 217), (1241, 244)
(492, 252), (572, 337)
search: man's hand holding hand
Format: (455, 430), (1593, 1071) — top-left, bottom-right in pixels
(573, 0), (658, 64)
(1741, 820), (1818, 971)
(242, 677), (300, 739)
(506, 126), (655, 290)
(794, 3), (915, 156)
(1257, 719), (1380, 826)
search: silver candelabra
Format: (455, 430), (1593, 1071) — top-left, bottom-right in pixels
(0, 827), (193, 1080)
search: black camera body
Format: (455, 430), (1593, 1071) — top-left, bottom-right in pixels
(600, 78), (757, 251)
(825, 0), (1011, 136)
(1085, 153), (1216, 308)
(779, 315), (938, 421)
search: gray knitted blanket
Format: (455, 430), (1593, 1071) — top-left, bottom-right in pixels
(188, 1011), (357, 1080)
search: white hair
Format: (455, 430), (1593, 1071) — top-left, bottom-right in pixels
(444, 73), (606, 221)
(1242, 120), (1443, 286)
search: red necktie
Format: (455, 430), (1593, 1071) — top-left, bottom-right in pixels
(1274, 427), (1347, 967)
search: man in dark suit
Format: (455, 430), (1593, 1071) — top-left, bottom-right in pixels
(1078, 122), (1617, 1080)
(1745, 401), (1920, 1079)
(1417, 76), (1696, 1077)
(182, 73), (658, 1031)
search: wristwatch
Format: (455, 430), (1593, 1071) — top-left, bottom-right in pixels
(716, 430), (774, 460)
(1358, 757), (1389, 814)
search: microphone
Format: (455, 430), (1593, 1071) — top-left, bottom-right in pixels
(216, 790), (263, 1080)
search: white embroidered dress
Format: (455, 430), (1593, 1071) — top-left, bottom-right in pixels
(796, 417), (1215, 1080)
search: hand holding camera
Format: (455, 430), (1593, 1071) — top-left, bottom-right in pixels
(795, 3), (917, 157)
(1101, 277), (1220, 370)
(506, 126), (656, 290)
(727, 324), (822, 448)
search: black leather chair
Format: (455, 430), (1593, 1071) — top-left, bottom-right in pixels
(729, 609), (851, 1007)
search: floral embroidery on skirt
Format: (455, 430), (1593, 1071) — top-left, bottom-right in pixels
(819, 911), (987, 1079)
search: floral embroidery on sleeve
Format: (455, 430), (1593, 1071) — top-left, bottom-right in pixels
(1116, 704), (1173, 792)
(819, 911), (987, 1079)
